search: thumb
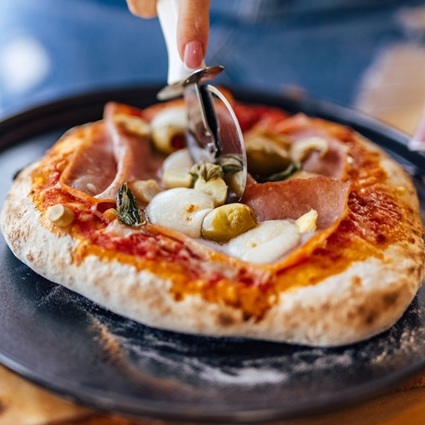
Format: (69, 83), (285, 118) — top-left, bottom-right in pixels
(177, 0), (210, 68)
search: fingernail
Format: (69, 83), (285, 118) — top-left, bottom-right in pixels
(184, 40), (204, 69)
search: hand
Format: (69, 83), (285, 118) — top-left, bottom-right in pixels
(126, 0), (210, 69)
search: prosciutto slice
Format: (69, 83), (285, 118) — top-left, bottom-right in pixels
(269, 113), (349, 179)
(96, 103), (163, 199)
(301, 137), (348, 179)
(60, 124), (116, 197)
(242, 176), (350, 229)
(61, 103), (164, 202)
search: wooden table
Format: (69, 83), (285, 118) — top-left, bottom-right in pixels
(1, 40), (425, 425)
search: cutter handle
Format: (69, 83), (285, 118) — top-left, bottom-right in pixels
(157, 0), (206, 84)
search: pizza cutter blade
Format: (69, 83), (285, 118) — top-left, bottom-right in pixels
(156, 0), (247, 202)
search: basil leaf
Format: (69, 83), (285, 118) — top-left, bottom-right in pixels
(116, 182), (143, 227)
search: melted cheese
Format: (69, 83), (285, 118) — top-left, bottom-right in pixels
(162, 148), (193, 173)
(227, 220), (301, 264)
(151, 106), (187, 130)
(146, 188), (214, 238)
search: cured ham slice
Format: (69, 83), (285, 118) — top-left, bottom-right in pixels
(301, 137), (348, 179)
(242, 176), (350, 229)
(61, 103), (164, 202)
(59, 123), (116, 197)
(280, 115), (349, 179)
(97, 103), (163, 200)
(250, 113), (349, 179)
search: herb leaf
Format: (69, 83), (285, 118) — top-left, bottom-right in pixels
(116, 182), (144, 227)
(190, 161), (224, 182)
(218, 154), (244, 175)
(255, 162), (301, 183)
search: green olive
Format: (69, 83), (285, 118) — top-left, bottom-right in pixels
(246, 137), (292, 177)
(201, 204), (257, 243)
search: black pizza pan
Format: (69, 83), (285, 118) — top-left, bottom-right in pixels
(1, 86), (425, 423)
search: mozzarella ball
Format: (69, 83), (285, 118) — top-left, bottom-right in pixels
(146, 188), (214, 238)
(227, 220), (301, 264)
(162, 148), (193, 173)
(151, 107), (187, 154)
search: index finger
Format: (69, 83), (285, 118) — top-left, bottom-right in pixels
(177, 0), (210, 62)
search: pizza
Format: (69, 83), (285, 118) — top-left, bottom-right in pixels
(1, 94), (424, 346)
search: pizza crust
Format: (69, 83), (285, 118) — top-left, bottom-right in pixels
(2, 149), (424, 346)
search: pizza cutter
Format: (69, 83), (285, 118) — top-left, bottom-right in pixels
(156, 0), (247, 202)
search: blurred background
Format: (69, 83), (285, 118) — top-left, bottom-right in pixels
(0, 0), (425, 133)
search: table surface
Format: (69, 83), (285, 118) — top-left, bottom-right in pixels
(1, 41), (425, 425)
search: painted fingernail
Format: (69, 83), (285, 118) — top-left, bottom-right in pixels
(184, 40), (204, 69)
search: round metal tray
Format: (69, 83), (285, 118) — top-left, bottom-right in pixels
(1, 86), (425, 422)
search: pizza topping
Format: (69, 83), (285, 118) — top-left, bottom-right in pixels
(86, 183), (98, 194)
(225, 170), (245, 198)
(162, 170), (194, 189)
(59, 124), (117, 198)
(243, 128), (302, 183)
(217, 154), (244, 175)
(227, 220), (301, 264)
(194, 177), (228, 207)
(56, 103), (162, 202)
(255, 163), (301, 183)
(290, 136), (328, 163)
(116, 182), (144, 227)
(301, 137), (348, 179)
(95, 103), (164, 200)
(245, 130), (292, 179)
(287, 170), (319, 180)
(112, 113), (151, 137)
(233, 103), (290, 132)
(189, 162), (229, 205)
(242, 176), (349, 229)
(151, 106), (187, 155)
(102, 208), (117, 222)
(261, 113), (349, 179)
(190, 161), (224, 182)
(45, 103), (351, 271)
(146, 187), (215, 238)
(128, 179), (161, 204)
(295, 209), (318, 233)
(201, 203), (257, 243)
(162, 148), (193, 173)
(47, 204), (75, 227)
(243, 128), (333, 183)
(40, 104), (350, 269)
(160, 148), (195, 189)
